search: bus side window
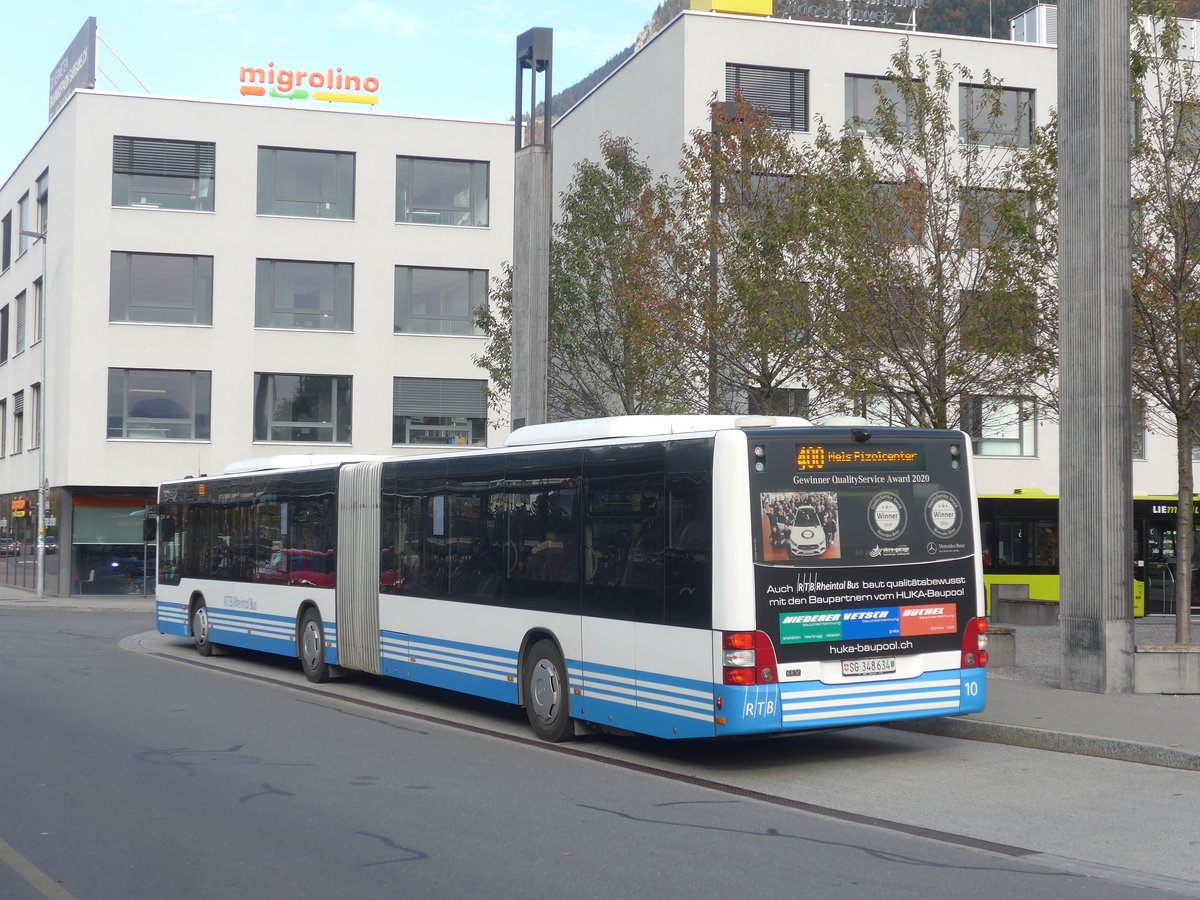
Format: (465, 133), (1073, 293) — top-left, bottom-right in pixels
(446, 457), (506, 600)
(664, 439), (713, 629)
(582, 442), (665, 623)
(665, 475), (712, 628)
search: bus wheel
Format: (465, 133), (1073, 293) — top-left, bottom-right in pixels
(298, 608), (330, 683)
(191, 601), (214, 657)
(524, 639), (573, 742)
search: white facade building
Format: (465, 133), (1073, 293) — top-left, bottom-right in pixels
(551, 8), (1190, 502)
(0, 90), (511, 594)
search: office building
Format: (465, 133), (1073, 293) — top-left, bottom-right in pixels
(0, 89), (510, 594)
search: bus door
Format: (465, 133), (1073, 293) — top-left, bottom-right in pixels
(581, 444), (665, 734)
(337, 461), (384, 674)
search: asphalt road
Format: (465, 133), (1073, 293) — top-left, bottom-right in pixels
(2, 609), (1198, 899)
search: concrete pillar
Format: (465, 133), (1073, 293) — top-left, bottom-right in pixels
(1057, 0), (1135, 692)
(511, 28), (552, 430)
(511, 144), (551, 429)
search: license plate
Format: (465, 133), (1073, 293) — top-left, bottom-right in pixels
(842, 657), (896, 676)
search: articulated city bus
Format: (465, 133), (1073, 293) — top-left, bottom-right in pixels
(156, 415), (988, 741)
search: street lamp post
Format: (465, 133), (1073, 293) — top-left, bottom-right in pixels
(19, 228), (46, 599)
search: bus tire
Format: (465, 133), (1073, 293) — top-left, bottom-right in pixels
(191, 600), (214, 657)
(298, 608), (331, 683)
(523, 639), (574, 742)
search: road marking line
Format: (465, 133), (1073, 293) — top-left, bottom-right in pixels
(0, 837), (78, 899)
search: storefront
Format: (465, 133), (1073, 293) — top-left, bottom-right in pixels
(70, 492), (156, 595)
(0, 489), (55, 594)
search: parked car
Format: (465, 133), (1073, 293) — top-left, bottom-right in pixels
(0, 537), (20, 556)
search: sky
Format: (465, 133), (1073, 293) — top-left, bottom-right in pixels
(1, 0), (663, 178)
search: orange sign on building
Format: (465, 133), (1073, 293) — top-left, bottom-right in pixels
(239, 62), (380, 106)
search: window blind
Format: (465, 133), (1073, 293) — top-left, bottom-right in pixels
(726, 64), (809, 132)
(393, 377), (486, 417)
(113, 136), (215, 179)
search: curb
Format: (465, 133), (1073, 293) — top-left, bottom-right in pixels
(890, 716), (1200, 772)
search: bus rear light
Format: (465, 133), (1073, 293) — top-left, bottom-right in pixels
(961, 617), (989, 668)
(724, 666), (758, 686)
(722, 631), (779, 685)
(724, 648), (755, 668)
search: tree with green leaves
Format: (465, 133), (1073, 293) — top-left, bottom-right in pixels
(795, 45), (1058, 433)
(1130, 2), (1200, 642)
(656, 95), (834, 417)
(475, 135), (694, 421)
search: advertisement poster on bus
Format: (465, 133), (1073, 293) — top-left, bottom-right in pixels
(749, 435), (979, 664)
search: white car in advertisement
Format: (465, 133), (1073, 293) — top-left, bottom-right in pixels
(788, 505), (827, 558)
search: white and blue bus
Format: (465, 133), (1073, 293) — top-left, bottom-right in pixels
(155, 415), (988, 741)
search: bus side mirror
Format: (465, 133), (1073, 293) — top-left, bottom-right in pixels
(143, 518), (157, 542)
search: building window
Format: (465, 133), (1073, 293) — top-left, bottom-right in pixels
(112, 136), (215, 211)
(396, 156), (489, 226)
(255, 259), (353, 330)
(0, 399), (6, 457)
(0, 306), (8, 365)
(33, 279), (43, 344)
(30, 383), (40, 450)
(392, 377), (487, 446)
(858, 392), (920, 426)
(960, 288), (1038, 354)
(254, 373), (351, 443)
(110, 252), (214, 325)
(394, 266), (487, 336)
(726, 63), (809, 132)
(14, 293), (25, 355)
(13, 391), (23, 453)
(779, 387), (810, 418)
(960, 187), (1034, 248)
(36, 171), (48, 232)
(846, 75), (913, 135)
(107, 369), (211, 440)
(17, 194), (30, 255)
(257, 147), (355, 219)
(960, 84), (1034, 147)
(1, 213), (10, 271)
(966, 395), (1037, 457)
(873, 182), (922, 245)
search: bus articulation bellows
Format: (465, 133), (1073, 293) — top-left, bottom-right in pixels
(155, 415), (988, 741)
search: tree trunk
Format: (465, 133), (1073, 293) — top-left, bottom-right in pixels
(1176, 415), (1194, 644)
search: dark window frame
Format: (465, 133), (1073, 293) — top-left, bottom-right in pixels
(110, 251), (214, 325)
(112, 136), (216, 212)
(396, 156), (489, 227)
(257, 146), (355, 219)
(726, 63), (810, 132)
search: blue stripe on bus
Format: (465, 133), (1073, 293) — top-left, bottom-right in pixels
(159, 604), (984, 738)
(379, 631), (521, 705)
(162, 605), (340, 665)
(571, 659), (717, 737)
(715, 669), (987, 735)
(157, 601), (190, 637)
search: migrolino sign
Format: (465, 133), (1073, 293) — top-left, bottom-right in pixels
(239, 62), (380, 106)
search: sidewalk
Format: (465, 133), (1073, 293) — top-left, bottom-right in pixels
(895, 617), (1200, 771)
(4, 588), (1198, 768)
(0, 588), (154, 613)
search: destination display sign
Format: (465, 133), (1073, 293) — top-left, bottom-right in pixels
(794, 443), (925, 472)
